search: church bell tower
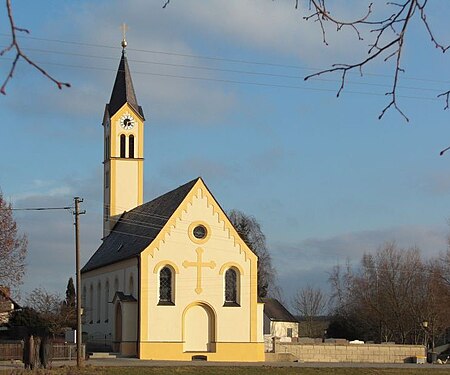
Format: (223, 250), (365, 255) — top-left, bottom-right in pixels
(103, 37), (145, 238)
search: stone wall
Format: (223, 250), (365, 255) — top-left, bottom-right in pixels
(274, 339), (425, 363)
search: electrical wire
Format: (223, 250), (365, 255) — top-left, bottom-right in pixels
(2, 33), (449, 85)
(1, 33), (448, 93)
(5, 206), (73, 211)
(0, 55), (440, 102)
(15, 47), (446, 93)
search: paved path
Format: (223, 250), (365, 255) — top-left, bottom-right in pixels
(1, 358), (449, 370)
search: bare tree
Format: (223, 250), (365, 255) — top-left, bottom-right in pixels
(26, 288), (62, 319)
(292, 284), (327, 337)
(439, 248), (450, 287)
(328, 242), (450, 344)
(26, 288), (66, 335)
(228, 209), (277, 298)
(0, 191), (27, 290)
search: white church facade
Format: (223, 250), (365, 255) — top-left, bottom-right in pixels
(80, 40), (265, 361)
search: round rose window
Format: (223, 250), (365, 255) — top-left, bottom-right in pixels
(193, 224), (207, 239)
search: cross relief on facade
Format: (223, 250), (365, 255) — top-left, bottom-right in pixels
(183, 247), (216, 294)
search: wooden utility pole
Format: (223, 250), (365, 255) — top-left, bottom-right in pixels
(74, 197), (85, 367)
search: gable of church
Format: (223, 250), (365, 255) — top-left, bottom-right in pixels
(139, 178), (260, 347)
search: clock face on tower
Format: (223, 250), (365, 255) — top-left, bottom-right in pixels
(120, 113), (135, 130)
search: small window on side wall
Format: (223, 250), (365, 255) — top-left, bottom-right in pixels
(158, 267), (174, 305)
(224, 268), (239, 307)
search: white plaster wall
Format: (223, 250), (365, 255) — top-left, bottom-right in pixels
(81, 258), (138, 341)
(270, 321), (299, 338)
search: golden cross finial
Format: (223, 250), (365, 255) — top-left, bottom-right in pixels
(183, 248), (216, 294)
(121, 23), (128, 49)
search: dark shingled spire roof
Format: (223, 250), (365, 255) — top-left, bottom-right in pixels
(81, 178), (199, 273)
(108, 50), (144, 118)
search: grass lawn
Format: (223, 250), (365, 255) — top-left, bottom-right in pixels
(2, 366), (450, 375)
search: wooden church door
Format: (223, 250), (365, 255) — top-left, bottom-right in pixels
(115, 303), (123, 346)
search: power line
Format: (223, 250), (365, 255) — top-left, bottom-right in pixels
(17, 46), (446, 93)
(1, 33), (448, 85)
(8, 206), (73, 211)
(0, 56), (441, 102)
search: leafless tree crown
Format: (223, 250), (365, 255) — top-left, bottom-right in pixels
(228, 209), (278, 298)
(328, 242), (450, 344)
(0, 191), (27, 289)
(293, 285), (327, 337)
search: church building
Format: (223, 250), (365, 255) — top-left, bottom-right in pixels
(80, 39), (265, 361)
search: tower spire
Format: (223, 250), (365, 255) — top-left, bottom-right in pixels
(102, 36), (145, 238)
(107, 31), (144, 119)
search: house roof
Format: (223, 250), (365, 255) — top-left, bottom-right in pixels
(261, 298), (298, 323)
(108, 50), (144, 119)
(81, 178), (199, 273)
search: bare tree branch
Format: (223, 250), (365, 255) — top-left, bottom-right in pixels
(163, 1), (448, 121)
(1, 0), (70, 95)
(302, 1), (450, 121)
(438, 90), (450, 110)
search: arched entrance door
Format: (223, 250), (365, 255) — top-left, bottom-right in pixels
(115, 303), (122, 349)
(183, 303), (215, 352)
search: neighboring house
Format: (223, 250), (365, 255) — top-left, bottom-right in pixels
(261, 298), (299, 340)
(80, 42), (264, 362)
(0, 287), (20, 325)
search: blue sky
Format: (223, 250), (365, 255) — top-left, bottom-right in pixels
(1, 1), (449, 306)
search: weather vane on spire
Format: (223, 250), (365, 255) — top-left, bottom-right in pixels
(121, 23), (128, 49)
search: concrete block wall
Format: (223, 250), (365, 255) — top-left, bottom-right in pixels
(274, 339), (425, 363)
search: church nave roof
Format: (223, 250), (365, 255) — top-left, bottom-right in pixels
(81, 178), (199, 273)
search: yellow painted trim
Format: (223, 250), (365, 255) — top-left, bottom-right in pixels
(188, 221), (211, 244)
(138, 158), (143, 206)
(110, 160), (116, 218)
(250, 255), (258, 342)
(116, 102), (144, 123)
(138, 342), (265, 361)
(140, 253), (149, 341)
(153, 260), (180, 274)
(219, 262), (244, 275)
